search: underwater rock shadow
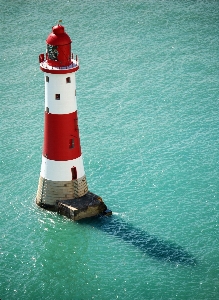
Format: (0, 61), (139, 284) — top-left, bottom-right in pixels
(79, 215), (197, 266)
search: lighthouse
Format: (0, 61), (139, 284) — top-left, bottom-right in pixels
(36, 23), (110, 220)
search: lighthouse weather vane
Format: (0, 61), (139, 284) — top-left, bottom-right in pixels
(36, 23), (111, 220)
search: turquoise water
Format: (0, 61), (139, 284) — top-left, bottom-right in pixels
(1, 0), (219, 299)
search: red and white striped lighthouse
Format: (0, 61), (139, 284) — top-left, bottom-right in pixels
(36, 23), (110, 219)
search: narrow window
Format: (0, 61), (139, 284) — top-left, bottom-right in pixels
(66, 77), (71, 83)
(71, 166), (77, 180)
(75, 89), (76, 96)
(55, 94), (60, 100)
(46, 107), (49, 113)
(74, 118), (78, 130)
(69, 138), (74, 149)
(46, 76), (49, 82)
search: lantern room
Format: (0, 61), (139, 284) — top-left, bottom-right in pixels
(46, 24), (72, 67)
(39, 24), (79, 74)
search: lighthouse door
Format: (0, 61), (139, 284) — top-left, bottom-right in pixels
(71, 166), (77, 180)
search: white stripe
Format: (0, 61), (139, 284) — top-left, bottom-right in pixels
(45, 73), (77, 114)
(40, 155), (85, 181)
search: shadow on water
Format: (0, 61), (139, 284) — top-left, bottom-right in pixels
(79, 215), (197, 266)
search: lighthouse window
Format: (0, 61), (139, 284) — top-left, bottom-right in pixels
(55, 94), (60, 100)
(71, 167), (77, 180)
(66, 77), (71, 83)
(69, 138), (74, 149)
(46, 76), (49, 82)
(47, 44), (58, 61)
(74, 118), (78, 130)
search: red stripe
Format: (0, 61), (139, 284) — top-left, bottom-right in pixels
(43, 111), (82, 161)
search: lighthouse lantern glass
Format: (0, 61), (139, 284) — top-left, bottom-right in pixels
(47, 44), (58, 61)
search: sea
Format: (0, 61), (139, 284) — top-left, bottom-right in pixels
(1, 0), (219, 299)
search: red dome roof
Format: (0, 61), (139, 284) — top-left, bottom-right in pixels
(46, 24), (71, 46)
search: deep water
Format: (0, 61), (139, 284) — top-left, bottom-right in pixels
(1, 0), (219, 299)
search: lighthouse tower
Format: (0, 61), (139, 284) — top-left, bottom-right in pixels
(36, 23), (110, 220)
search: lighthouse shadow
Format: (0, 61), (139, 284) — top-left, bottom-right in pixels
(79, 215), (197, 266)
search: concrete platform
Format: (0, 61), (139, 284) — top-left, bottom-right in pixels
(57, 191), (112, 221)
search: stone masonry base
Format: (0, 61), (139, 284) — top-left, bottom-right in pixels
(37, 191), (112, 221)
